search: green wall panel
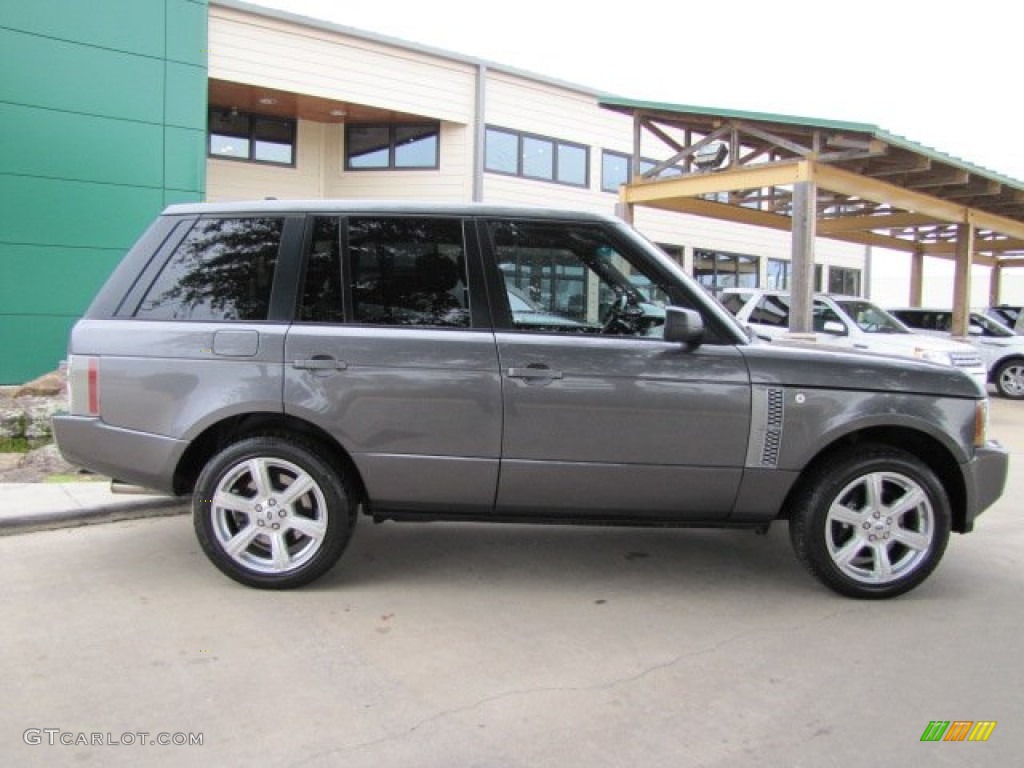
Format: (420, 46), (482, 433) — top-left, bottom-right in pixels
(0, 0), (165, 58)
(0, 316), (77, 383)
(165, 61), (208, 130)
(0, 103), (163, 188)
(0, 28), (164, 124)
(166, 0), (209, 66)
(164, 190), (203, 207)
(0, 247), (123, 315)
(165, 127), (206, 192)
(0, 176), (162, 250)
(0, 0), (208, 383)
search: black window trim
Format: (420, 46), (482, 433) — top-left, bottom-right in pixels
(207, 108), (297, 168)
(344, 122), (441, 171)
(600, 149), (687, 193)
(485, 125), (590, 189)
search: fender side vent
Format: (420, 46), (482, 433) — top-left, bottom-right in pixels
(760, 387), (784, 467)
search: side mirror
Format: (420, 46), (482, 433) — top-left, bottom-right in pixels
(664, 306), (704, 346)
(822, 320), (847, 336)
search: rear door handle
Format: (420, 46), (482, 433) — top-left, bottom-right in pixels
(507, 366), (562, 380)
(293, 356), (347, 371)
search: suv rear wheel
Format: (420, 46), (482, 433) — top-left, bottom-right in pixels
(193, 436), (356, 589)
(789, 445), (951, 599)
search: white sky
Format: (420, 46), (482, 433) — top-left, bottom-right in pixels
(244, 0), (1024, 182)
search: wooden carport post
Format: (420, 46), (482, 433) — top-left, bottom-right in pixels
(950, 222), (974, 337)
(789, 179), (817, 334)
(909, 246), (924, 306)
(989, 262), (1002, 307)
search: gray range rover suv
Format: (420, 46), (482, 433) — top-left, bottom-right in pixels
(54, 201), (1008, 598)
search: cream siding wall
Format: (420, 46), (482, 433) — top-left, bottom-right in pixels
(209, 7), (476, 124)
(207, 6), (866, 287)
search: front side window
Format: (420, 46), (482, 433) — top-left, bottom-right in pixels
(208, 109), (295, 166)
(347, 217), (468, 327)
(136, 218), (283, 321)
(485, 127), (589, 188)
(832, 300), (907, 334)
(487, 220), (676, 337)
(345, 123), (440, 170)
(299, 217), (343, 323)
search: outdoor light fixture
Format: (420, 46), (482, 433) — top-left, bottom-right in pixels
(693, 141), (729, 170)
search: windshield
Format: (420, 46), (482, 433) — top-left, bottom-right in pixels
(832, 300), (910, 334)
(972, 312), (1015, 337)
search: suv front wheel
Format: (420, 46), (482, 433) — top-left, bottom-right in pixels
(789, 446), (951, 599)
(193, 436), (356, 589)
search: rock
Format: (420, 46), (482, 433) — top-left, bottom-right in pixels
(20, 397), (63, 440)
(14, 370), (66, 398)
(0, 398), (25, 439)
(0, 443), (82, 483)
(0, 453), (22, 472)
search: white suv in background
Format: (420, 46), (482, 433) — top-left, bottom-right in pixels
(720, 289), (988, 392)
(888, 307), (1024, 399)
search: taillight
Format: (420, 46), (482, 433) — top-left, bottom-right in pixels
(69, 355), (100, 417)
(87, 357), (100, 416)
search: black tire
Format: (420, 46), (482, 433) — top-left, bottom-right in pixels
(193, 436), (356, 589)
(789, 445), (951, 599)
(993, 358), (1024, 399)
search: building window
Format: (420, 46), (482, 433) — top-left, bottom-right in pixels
(208, 109), (295, 166)
(828, 266), (861, 296)
(601, 150), (684, 193)
(766, 258), (824, 291)
(345, 123), (440, 170)
(693, 250), (759, 296)
(485, 127), (589, 187)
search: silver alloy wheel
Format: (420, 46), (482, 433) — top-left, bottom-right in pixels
(997, 362), (1024, 398)
(210, 457), (329, 575)
(824, 470), (935, 584)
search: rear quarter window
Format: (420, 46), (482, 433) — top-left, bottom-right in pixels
(134, 217), (283, 321)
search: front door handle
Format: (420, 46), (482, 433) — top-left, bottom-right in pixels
(293, 356), (347, 371)
(507, 366), (563, 380)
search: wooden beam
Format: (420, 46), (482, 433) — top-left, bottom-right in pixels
(639, 197), (794, 231)
(819, 211), (939, 234)
(968, 209), (1024, 242)
(906, 170), (970, 189)
(734, 122), (812, 158)
(910, 248), (924, 306)
(623, 160), (812, 203)
(811, 162), (969, 224)
(951, 223), (973, 337)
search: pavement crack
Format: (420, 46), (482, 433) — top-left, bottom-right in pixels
(290, 607), (863, 767)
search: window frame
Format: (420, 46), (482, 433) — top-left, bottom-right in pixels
(484, 126), (590, 188)
(344, 122), (441, 171)
(600, 150), (685, 193)
(207, 109), (297, 168)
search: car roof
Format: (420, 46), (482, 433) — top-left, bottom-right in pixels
(720, 288), (866, 302)
(162, 199), (620, 223)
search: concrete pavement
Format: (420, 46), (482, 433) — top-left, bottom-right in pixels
(0, 481), (187, 535)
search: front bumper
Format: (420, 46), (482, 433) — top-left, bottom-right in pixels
(959, 441), (1010, 532)
(53, 415), (187, 495)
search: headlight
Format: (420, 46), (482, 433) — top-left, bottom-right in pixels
(914, 348), (953, 366)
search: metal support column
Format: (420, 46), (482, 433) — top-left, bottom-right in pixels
(789, 180), (817, 335)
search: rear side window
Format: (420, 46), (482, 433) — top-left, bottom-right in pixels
(135, 217), (283, 321)
(347, 217), (469, 328)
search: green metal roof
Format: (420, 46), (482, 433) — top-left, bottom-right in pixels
(599, 96), (1024, 190)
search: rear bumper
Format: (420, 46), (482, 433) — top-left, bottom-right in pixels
(53, 415), (187, 495)
(959, 441), (1010, 532)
